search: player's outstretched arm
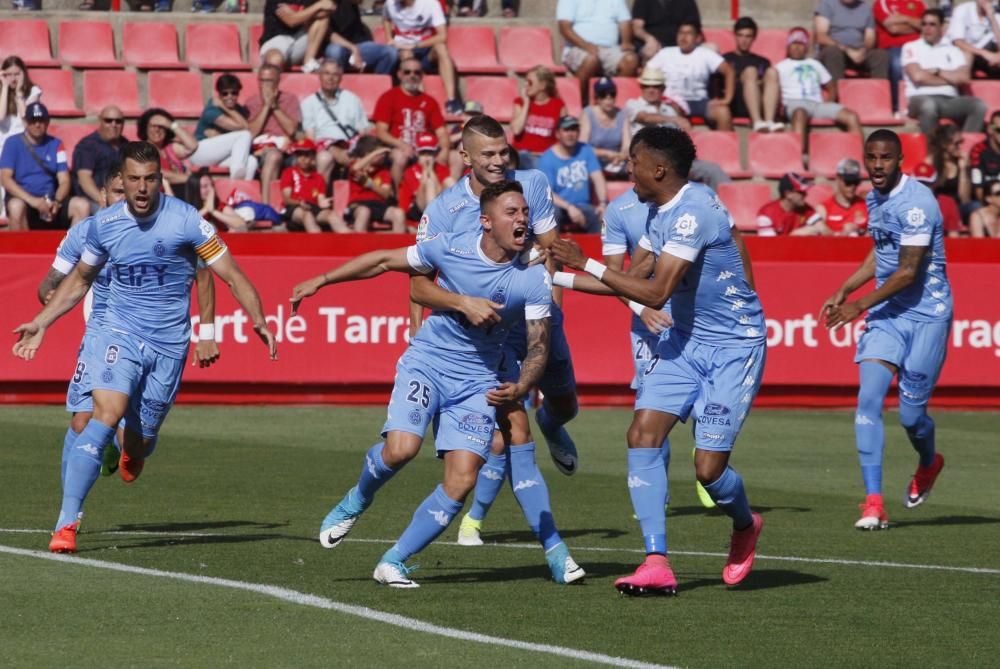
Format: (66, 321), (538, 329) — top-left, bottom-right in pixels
(292, 247), (417, 313)
(37, 267), (67, 306)
(14, 260), (101, 360)
(820, 248), (877, 325)
(208, 253), (277, 360)
(486, 316), (551, 406)
(410, 274), (503, 328)
(193, 265), (221, 368)
(825, 245), (925, 330)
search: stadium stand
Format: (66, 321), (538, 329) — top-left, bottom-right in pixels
(249, 24), (264, 70)
(48, 122), (98, 163)
(703, 28), (736, 55)
(0, 19), (58, 67)
(837, 79), (901, 126)
(589, 77), (641, 107)
(122, 22), (185, 70)
(447, 25), (506, 74)
(212, 71), (260, 101)
(186, 23), (252, 71)
(969, 81), (1000, 120)
(82, 70), (142, 117)
(342, 74), (393, 117)
(805, 182), (834, 209)
(753, 29), (790, 66)
(59, 21), (119, 69)
(464, 76), (518, 122)
(497, 26), (565, 74)
(747, 132), (807, 178)
(717, 181), (772, 232)
(28, 69), (84, 117)
(279, 73), (319, 104)
(554, 76), (582, 117)
(898, 132), (928, 173)
(692, 130), (751, 178)
(147, 71), (207, 119)
(808, 131), (864, 179)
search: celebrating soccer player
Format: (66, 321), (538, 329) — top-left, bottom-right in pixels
(821, 129), (950, 531)
(12, 141), (277, 554)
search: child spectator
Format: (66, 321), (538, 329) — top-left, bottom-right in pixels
(280, 138), (347, 233)
(399, 132), (455, 227)
(347, 135), (406, 232)
(199, 175), (284, 233)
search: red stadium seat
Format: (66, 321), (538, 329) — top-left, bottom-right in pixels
(747, 132), (807, 178)
(497, 26), (565, 74)
(48, 123), (98, 164)
(214, 178), (262, 204)
(716, 182), (773, 232)
(808, 131), (864, 178)
(898, 132), (928, 173)
(969, 81), (1000, 119)
(212, 71), (259, 102)
(122, 22), (185, 70)
(805, 182), (834, 209)
(59, 22), (119, 68)
(332, 179), (350, 213)
(837, 79), (901, 126)
(703, 28), (735, 55)
(464, 76), (518, 122)
(692, 130), (751, 178)
(754, 29), (788, 66)
(342, 74), (394, 118)
(0, 20), (59, 67)
(372, 25), (387, 44)
(249, 24), (264, 69)
(83, 70), (142, 117)
(606, 180), (633, 202)
(554, 77), (582, 117)
(148, 71), (206, 118)
(421, 74), (448, 109)
(961, 132), (985, 157)
(589, 77), (641, 107)
(447, 26), (506, 74)
(279, 73), (316, 104)
(186, 24), (251, 71)
(28, 69), (84, 117)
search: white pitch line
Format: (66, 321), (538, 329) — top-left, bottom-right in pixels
(0, 544), (674, 669)
(3, 528), (999, 576)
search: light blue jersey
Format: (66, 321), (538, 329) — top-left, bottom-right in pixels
(53, 216), (113, 326)
(865, 175), (953, 322)
(640, 182), (765, 348)
(82, 196), (228, 360)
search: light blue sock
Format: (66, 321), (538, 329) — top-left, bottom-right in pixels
(703, 466), (753, 530)
(856, 362), (893, 495)
(55, 419), (115, 530)
(386, 484), (463, 562)
(468, 451), (507, 521)
(509, 442), (561, 551)
(899, 403), (936, 468)
(661, 439), (671, 506)
(60, 427), (79, 491)
(627, 446), (667, 554)
(535, 400), (576, 440)
(356, 442), (397, 505)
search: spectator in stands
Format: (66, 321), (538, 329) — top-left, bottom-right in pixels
(756, 172), (823, 236)
(247, 64), (302, 207)
(814, 0), (890, 90)
(137, 107), (201, 203)
(913, 161), (966, 235)
(0, 103), (70, 230)
(259, 0), (336, 73)
(810, 158), (869, 235)
(537, 115), (608, 233)
(557, 0), (639, 105)
(0, 56), (41, 162)
(947, 0), (1000, 78)
(969, 179), (1000, 236)
(347, 135), (407, 232)
(776, 27), (863, 161)
(903, 9), (987, 137)
(399, 132), (455, 227)
(873, 0), (925, 114)
(301, 59), (371, 183)
(372, 57), (450, 186)
(456, 0), (517, 17)
(67, 105), (127, 225)
(723, 17), (783, 132)
(510, 66), (568, 171)
(189, 74), (259, 180)
(647, 21), (735, 130)
(579, 77), (630, 178)
(382, 0), (461, 114)
(631, 0), (701, 58)
(200, 175), (285, 233)
(281, 138), (347, 233)
(971, 110), (1000, 202)
(926, 122), (974, 219)
(325, 0), (399, 74)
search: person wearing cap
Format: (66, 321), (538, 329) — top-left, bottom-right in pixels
(902, 9), (987, 137)
(646, 21), (735, 130)
(580, 77), (631, 177)
(399, 132), (455, 225)
(301, 59), (372, 183)
(755, 172), (823, 236)
(537, 115), (608, 233)
(0, 102), (70, 230)
(557, 0), (639, 106)
(723, 17), (783, 132)
(510, 66), (568, 172)
(346, 135), (407, 232)
(811, 158), (869, 235)
(912, 162), (965, 235)
(814, 0), (890, 87)
(625, 66), (691, 135)
(775, 27), (863, 160)
(280, 137), (347, 233)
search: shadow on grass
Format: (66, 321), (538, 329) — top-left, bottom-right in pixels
(667, 504), (811, 518)
(478, 527), (629, 544)
(890, 514), (1000, 529)
(112, 520), (289, 533)
(76, 520), (315, 551)
(676, 569), (828, 593)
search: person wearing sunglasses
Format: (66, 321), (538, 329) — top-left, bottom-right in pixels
(188, 74), (258, 181)
(67, 105), (128, 226)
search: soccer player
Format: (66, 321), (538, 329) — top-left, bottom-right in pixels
(411, 114), (580, 551)
(821, 129), (950, 531)
(549, 125), (766, 595)
(292, 180), (584, 588)
(12, 141), (278, 554)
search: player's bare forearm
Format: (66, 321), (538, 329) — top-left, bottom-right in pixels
(35, 262), (99, 327)
(516, 317), (550, 392)
(731, 227), (756, 291)
(855, 245), (924, 312)
(37, 267), (66, 305)
(410, 272), (461, 310)
(839, 248), (878, 295)
(195, 265), (216, 327)
(291, 247), (416, 312)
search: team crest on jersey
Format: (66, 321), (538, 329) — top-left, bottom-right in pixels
(420, 232), (440, 244)
(408, 409), (422, 426)
(905, 207), (926, 228)
(198, 219), (215, 239)
(416, 214), (429, 241)
(491, 288), (506, 304)
(104, 345), (119, 365)
(674, 213), (698, 237)
(153, 239), (166, 257)
(101, 368), (113, 383)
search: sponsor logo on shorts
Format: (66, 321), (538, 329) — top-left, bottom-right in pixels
(140, 398), (168, 425)
(700, 432), (725, 441)
(429, 509), (451, 526)
(105, 345), (119, 365)
(459, 413), (492, 436)
(408, 410), (422, 426)
(101, 369), (113, 383)
(465, 434), (488, 446)
(703, 403), (731, 416)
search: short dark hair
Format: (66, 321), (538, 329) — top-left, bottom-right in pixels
(734, 16), (758, 35)
(122, 141), (162, 167)
(865, 128), (902, 154)
(991, 109), (1000, 124)
(631, 126), (697, 179)
(922, 8), (945, 22)
(678, 20), (702, 35)
(137, 107), (173, 141)
(480, 180), (524, 214)
(215, 73), (242, 94)
(463, 114), (506, 143)
(106, 161), (123, 183)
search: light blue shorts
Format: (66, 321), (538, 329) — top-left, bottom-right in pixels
(382, 352), (496, 460)
(630, 328), (660, 390)
(90, 329), (186, 439)
(855, 315), (950, 406)
(65, 328), (103, 414)
(635, 332), (767, 451)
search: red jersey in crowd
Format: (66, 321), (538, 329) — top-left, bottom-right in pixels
(821, 195), (868, 234)
(873, 0), (926, 49)
(512, 96), (564, 154)
(279, 166), (326, 206)
(399, 161), (452, 214)
(372, 88), (445, 145)
(756, 199), (821, 235)
(348, 166), (394, 204)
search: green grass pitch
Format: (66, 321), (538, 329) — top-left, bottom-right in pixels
(1, 405), (998, 668)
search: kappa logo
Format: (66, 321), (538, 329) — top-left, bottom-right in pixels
(739, 314), (751, 325)
(513, 479), (540, 492)
(76, 442), (99, 456)
(934, 303), (946, 314)
(731, 299), (745, 311)
(627, 475), (650, 489)
(428, 509), (451, 527)
(746, 327), (760, 337)
(931, 290), (945, 299)
(928, 276), (940, 286)
(716, 270), (734, 281)
(855, 414), (874, 425)
(674, 213), (698, 237)
(928, 263), (938, 272)
(740, 392), (751, 404)
(105, 344), (119, 365)
(483, 469), (504, 481)
(447, 200), (470, 214)
(743, 374), (756, 386)
(366, 455), (377, 478)
(700, 432), (725, 440)
(725, 285), (739, 297)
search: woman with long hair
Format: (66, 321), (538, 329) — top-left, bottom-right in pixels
(510, 65), (567, 170)
(137, 107), (200, 202)
(926, 123), (973, 221)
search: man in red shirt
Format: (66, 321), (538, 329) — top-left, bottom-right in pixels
(372, 57), (451, 187)
(873, 0), (926, 113)
(399, 132), (456, 225)
(247, 64), (303, 207)
(279, 138), (345, 233)
(756, 172), (822, 235)
(810, 158), (869, 235)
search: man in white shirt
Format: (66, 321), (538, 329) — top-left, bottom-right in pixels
(557, 0), (639, 106)
(301, 59), (372, 182)
(947, 0), (1000, 77)
(646, 21), (734, 130)
(903, 8), (987, 136)
(382, 0), (461, 114)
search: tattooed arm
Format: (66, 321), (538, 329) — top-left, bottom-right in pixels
(37, 267), (68, 305)
(485, 316), (550, 406)
(824, 245), (924, 330)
